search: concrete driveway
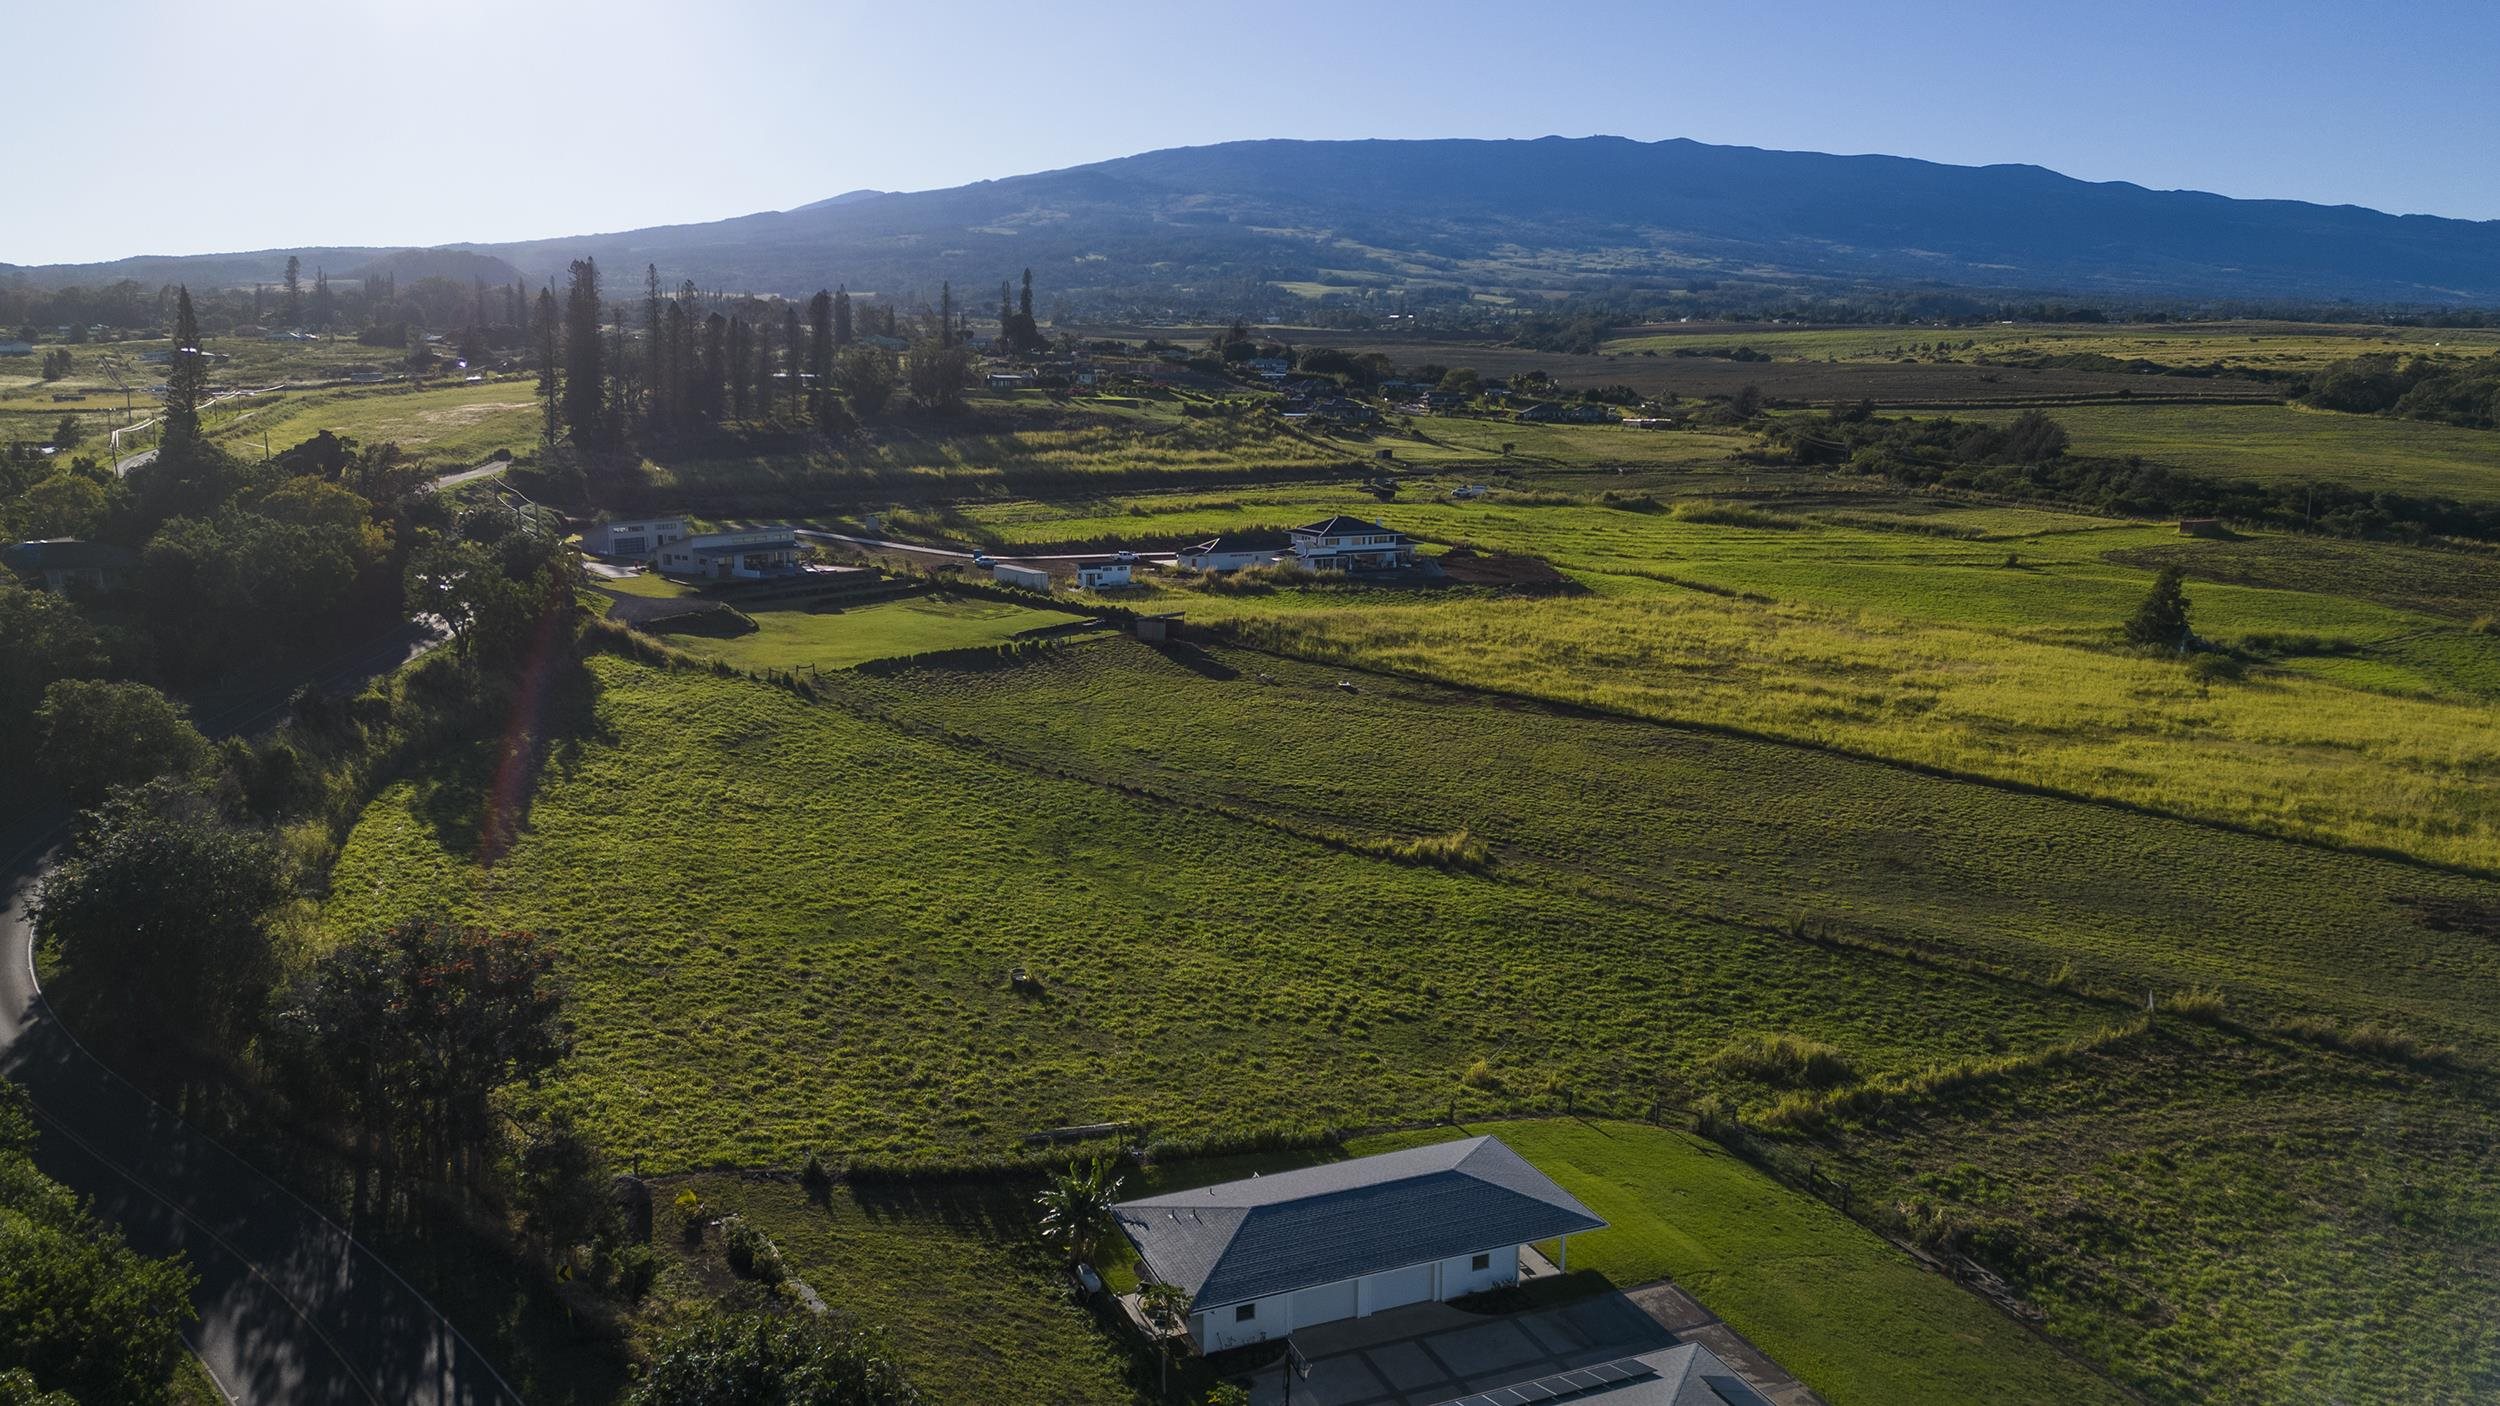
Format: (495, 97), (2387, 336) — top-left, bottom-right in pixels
(1245, 1292), (1674, 1406)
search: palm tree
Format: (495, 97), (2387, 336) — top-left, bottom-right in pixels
(1036, 1154), (1125, 1265)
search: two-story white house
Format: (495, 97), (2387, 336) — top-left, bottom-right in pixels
(655, 528), (801, 581)
(582, 517), (685, 558)
(1288, 516), (1417, 573)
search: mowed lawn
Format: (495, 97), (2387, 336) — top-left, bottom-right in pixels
(671, 593), (1095, 672)
(1351, 1121), (2128, 1406)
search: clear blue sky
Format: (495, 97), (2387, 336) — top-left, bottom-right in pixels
(9, 0), (2496, 266)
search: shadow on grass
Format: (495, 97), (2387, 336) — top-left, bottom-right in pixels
(409, 652), (615, 865)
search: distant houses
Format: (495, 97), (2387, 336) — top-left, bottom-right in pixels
(1176, 534), (1288, 573)
(4, 538), (138, 594)
(1288, 516), (1417, 572)
(655, 528), (802, 580)
(582, 517), (686, 558)
(1517, 402), (1618, 424)
(1074, 559), (1134, 590)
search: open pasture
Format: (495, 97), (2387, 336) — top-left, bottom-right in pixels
(219, 378), (540, 466)
(943, 480), (2500, 865)
(1958, 401), (2500, 502)
(663, 591), (1096, 672)
(318, 652), (2124, 1169)
(1605, 319), (2500, 371)
(319, 641), (2500, 1406)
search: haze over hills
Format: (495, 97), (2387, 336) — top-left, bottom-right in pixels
(9, 135), (2500, 310)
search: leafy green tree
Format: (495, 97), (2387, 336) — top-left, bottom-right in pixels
(0, 1089), (197, 1406)
(629, 1315), (918, 1406)
(34, 680), (209, 805)
(904, 340), (972, 415)
(1035, 1154), (1125, 1265)
(833, 346), (896, 419)
(19, 472), (109, 540)
(0, 584), (107, 763)
(2125, 565), (2193, 649)
(1998, 408), (2070, 462)
(33, 782), (284, 1051)
(275, 918), (570, 1212)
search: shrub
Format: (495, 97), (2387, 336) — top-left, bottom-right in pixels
(2186, 652), (2246, 685)
(1355, 827), (1492, 872)
(721, 1215), (786, 1285)
(674, 1187), (706, 1231)
(2160, 987), (2229, 1021)
(614, 1244), (658, 1303)
(1461, 1058), (1501, 1090)
(1668, 499), (1796, 529)
(1707, 1032), (1858, 1090)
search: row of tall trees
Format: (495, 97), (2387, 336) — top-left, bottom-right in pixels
(525, 259), (1018, 456)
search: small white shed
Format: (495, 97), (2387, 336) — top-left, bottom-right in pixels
(993, 563), (1052, 591)
(1075, 560), (1134, 590)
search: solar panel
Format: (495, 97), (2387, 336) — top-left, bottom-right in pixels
(1428, 1356), (1660, 1406)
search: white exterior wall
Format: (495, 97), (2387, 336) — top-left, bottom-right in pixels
(1187, 1243), (1525, 1352)
(994, 564), (1052, 590)
(1077, 563), (1132, 588)
(1180, 548), (1276, 573)
(1434, 1243), (1519, 1299)
(589, 519), (684, 556)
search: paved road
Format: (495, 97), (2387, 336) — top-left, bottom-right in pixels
(0, 623), (525, 1405)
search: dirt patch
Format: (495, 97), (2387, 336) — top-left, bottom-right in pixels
(2398, 894), (2500, 940)
(1436, 546), (1580, 592)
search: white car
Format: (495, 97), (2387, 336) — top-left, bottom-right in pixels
(971, 552), (997, 567)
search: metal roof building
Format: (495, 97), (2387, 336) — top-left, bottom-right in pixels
(1114, 1135), (1607, 1352)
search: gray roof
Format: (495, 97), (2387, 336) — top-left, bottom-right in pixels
(1181, 535), (1289, 555)
(1293, 515), (1403, 539)
(5, 539), (137, 572)
(1113, 1136), (1605, 1309)
(1434, 1344), (1759, 1406)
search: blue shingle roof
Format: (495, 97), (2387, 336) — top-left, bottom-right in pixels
(1113, 1136), (1606, 1309)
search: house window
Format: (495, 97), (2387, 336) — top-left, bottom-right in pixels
(1471, 1253), (1491, 1271)
(1234, 1303), (1258, 1323)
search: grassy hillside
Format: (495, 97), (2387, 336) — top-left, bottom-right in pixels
(318, 643), (2500, 1405)
(1962, 401), (2500, 502)
(320, 653), (2113, 1168)
(946, 483), (2500, 870)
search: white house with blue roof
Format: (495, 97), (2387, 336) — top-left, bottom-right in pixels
(1112, 1135), (1607, 1353)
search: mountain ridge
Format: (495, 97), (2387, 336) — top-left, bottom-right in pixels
(8, 135), (2497, 308)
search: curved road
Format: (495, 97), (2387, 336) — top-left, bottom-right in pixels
(0, 624), (524, 1405)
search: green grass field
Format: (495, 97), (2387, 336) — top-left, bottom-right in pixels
(217, 379), (541, 467)
(316, 635), (2500, 1405)
(1604, 319), (2500, 372)
(948, 483), (2500, 870)
(671, 593), (1097, 672)
(1959, 401), (2500, 502)
(1350, 1122), (2126, 1406)
(660, 1118), (2124, 1406)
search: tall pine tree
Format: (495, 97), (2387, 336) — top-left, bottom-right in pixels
(832, 286), (852, 347)
(560, 259), (605, 445)
(807, 291), (834, 420)
(162, 287), (208, 451)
